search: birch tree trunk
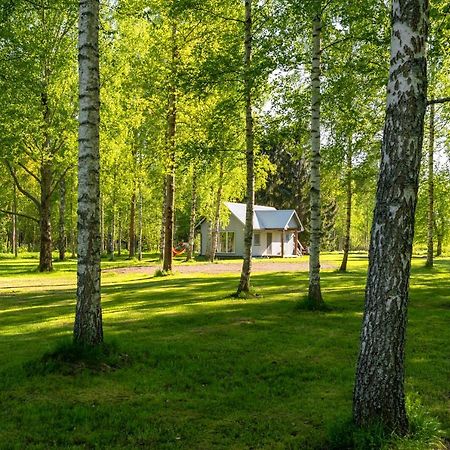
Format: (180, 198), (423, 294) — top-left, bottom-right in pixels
(129, 191), (136, 258)
(436, 230), (443, 256)
(353, 0), (428, 433)
(138, 183), (143, 261)
(237, 0), (254, 295)
(74, 0), (103, 346)
(58, 177), (66, 261)
(185, 168), (197, 262)
(39, 163), (53, 272)
(162, 22), (177, 274)
(425, 101), (435, 267)
(210, 160), (224, 263)
(12, 183), (18, 257)
(109, 213), (115, 261)
(117, 211), (122, 256)
(100, 194), (105, 254)
(70, 177), (76, 258)
(159, 185), (166, 261)
(339, 147), (352, 272)
(308, 9), (324, 306)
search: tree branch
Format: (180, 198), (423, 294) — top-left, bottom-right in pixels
(321, 36), (354, 53)
(427, 97), (450, 106)
(321, 0), (335, 15)
(0, 209), (39, 223)
(3, 160), (41, 209)
(17, 162), (41, 183)
(49, 165), (73, 198)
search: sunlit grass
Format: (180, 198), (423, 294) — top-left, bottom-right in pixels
(0, 253), (448, 448)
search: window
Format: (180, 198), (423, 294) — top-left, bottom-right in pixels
(253, 232), (261, 246)
(218, 232), (235, 253)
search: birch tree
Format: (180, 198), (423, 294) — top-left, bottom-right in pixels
(307, 3), (324, 306)
(353, 0), (428, 433)
(73, 0), (103, 346)
(425, 100), (435, 267)
(236, 0), (255, 295)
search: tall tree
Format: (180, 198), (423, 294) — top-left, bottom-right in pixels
(425, 100), (435, 267)
(0, 1), (77, 271)
(339, 145), (352, 272)
(12, 183), (18, 257)
(73, 0), (103, 346)
(236, 0), (254, 295)
(307, 3), (325, 307)
(185, 165), (198, 262)
(162, 22), (178, 273)
(58, 177), (67, 261)
(353, 0), (428, 433)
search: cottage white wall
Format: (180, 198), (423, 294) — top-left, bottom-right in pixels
(285, 231), (296, 256)
(200, 215), (245, 256)
(259, 231), (279, 256)
(252, 231), (265, 257)
(218, 214), (245, 256)
(200, 221), (210, 255)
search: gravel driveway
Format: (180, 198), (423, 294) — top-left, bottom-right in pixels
(104, 260), (337, 275)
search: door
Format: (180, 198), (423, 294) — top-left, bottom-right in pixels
(266, 232), (272, 255)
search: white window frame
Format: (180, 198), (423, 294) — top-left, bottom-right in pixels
(253, 232), (261, 246)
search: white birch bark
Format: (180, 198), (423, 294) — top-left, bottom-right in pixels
(74, 0), (103, 345)
(339, 144), (352, 272)
(353, 0), (428, 432)
(210, 159), (224, 263)
(237, 0), (254, 295)
(58, 177), (66, 261)
(308, 9), (324, 306)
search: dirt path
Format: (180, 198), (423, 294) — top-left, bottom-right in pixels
(104, 260), (337, 275)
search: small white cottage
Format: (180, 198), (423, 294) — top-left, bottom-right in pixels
(199, 202), (304, 258)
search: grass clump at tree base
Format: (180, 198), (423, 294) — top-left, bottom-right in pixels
(295, 295), (333, 312)
(154, 268), (174, 277)
(327, 395), (446, 450)
(24, 340), (131, 376)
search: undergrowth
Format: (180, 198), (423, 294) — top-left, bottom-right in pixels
(327, 395), (445, 450)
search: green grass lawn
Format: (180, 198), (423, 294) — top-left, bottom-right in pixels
(0, 253), (448, 449)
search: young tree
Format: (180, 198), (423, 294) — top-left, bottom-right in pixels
(353, 0), (428, 433)
(58, 177), (67, 261)
(339, 146), (352, 272)
(425, 100), (435, 267)
(73, 0), (103, 346)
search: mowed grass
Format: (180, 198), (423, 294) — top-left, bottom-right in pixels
(0, 253), (448, 449)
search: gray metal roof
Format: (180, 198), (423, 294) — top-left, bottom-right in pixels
(225, 202), (303, 231)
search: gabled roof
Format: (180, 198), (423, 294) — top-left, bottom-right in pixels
(225, 202), (303, 231)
